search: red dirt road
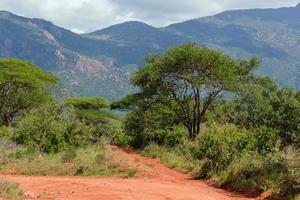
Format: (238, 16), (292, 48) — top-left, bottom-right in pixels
(0, 147), (262, 200)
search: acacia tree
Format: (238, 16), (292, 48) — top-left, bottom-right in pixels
(66, 96), (109, 110)
(0, 59), (57, 126)
(129, 43), (258, 140)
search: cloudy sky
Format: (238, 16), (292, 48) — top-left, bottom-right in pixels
(0, 0), (299, 33)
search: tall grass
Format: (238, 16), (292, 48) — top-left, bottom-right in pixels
(0, 139), (137, 178)
(0, 180), (24, 200)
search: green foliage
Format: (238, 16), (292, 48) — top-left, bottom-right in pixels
(123, 104), (180, 148)
(0, 59), (58, 126)
(12, 104), (92, 153)
(0, 126), (14, 138)
(66, 96), (109, 110)
(145, 126), (187, 147)
(217, 151), (287, 193)
(189, 124), (280, 179)
(75, 109), (119, 123)
(0, 144), (138, 178)
(110, 94), (140, 110)
(119, 43), (258, 139)
(66, 96), (121, 143)
(252, 126), (279, 155)
(277, 148), (300, 199)
(191, 124), (251, 174)
(61, 148), (77, 163)
(233, 84), (300, 147)
(140, 143), (200, 174)
(0, 180), (24, 200)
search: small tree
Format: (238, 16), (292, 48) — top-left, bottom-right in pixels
(127, 43), (258, 140)
(0, 59), (58, 126)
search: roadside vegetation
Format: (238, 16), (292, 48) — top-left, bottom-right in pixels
(0, 59), (136, 179)
(112, 43), (300, 200)
(1, 43), (300, 199)
(0, 179), (24, 200)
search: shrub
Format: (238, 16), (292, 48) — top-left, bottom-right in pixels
(276, 148), (300, 199)
(112, 131), (133, 147)
(251, 126), (279, 155)
(74, 108), (122, 143)
(61, 148), (77, 163)
(145, 125), (187, 147)
(12, 104), (92, 153)
(191, 124), (251, 173)
(122, 104), (179, 148)
(123, 111), (147, 148)
(217, 151), (279, 192)
(0, 126), (14, 138)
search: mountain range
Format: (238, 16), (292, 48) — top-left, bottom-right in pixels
(0, 3), (300, 99)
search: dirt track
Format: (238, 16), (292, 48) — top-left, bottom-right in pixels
(0, 147), (262, 200)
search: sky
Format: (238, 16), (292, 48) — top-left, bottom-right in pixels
(0, 0), (299, 33)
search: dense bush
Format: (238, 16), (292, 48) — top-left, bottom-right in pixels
(191, 124), (252, 173)
(278, 148), (300, 198)
(251, 126), (279, 155)
(66, 96), (122, 143)
(144, 125), (187, 147)
(12, 104), (92, 153)
(123, 105), (180, 148)
(217, 151), (287, 193)
(219, 85), (300, 147)
(191, 124), (280, 174)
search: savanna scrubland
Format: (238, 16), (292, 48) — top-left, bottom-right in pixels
(1, 44), (300, 200)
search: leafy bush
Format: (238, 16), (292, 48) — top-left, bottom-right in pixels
(251, 126), (279, 155)
(0, 126), (14, 138)
(276, 148), (300, 199)
(68, 97), (122, 143)
(217, 151), (287, 193)
(76, 110), (122, 143)
(123, 104), (179, 148)
(145, 125), (187, 147)
(12, 104), (92, 153)
(123, 110), (147, 148)
(191, 124), (251, 173)
(112, 131), (133, 147)
(191, 124), (280, 175)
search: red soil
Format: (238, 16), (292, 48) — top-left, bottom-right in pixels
(0, 146), (265, 200)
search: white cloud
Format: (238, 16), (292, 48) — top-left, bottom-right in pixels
(0, 0), (299, 33)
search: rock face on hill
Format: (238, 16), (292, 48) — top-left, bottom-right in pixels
(0, 3), (300, 99)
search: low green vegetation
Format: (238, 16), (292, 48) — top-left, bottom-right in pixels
(0, 139), (136, 177)
(112, 44), (300, 199)
(0, 59), (135, 178)
(0, 179), (24, 200)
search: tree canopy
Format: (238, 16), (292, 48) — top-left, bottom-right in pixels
(0, 59), (58, 126)
(119, 43), (259, 139)
(66, 96), (109, 110)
